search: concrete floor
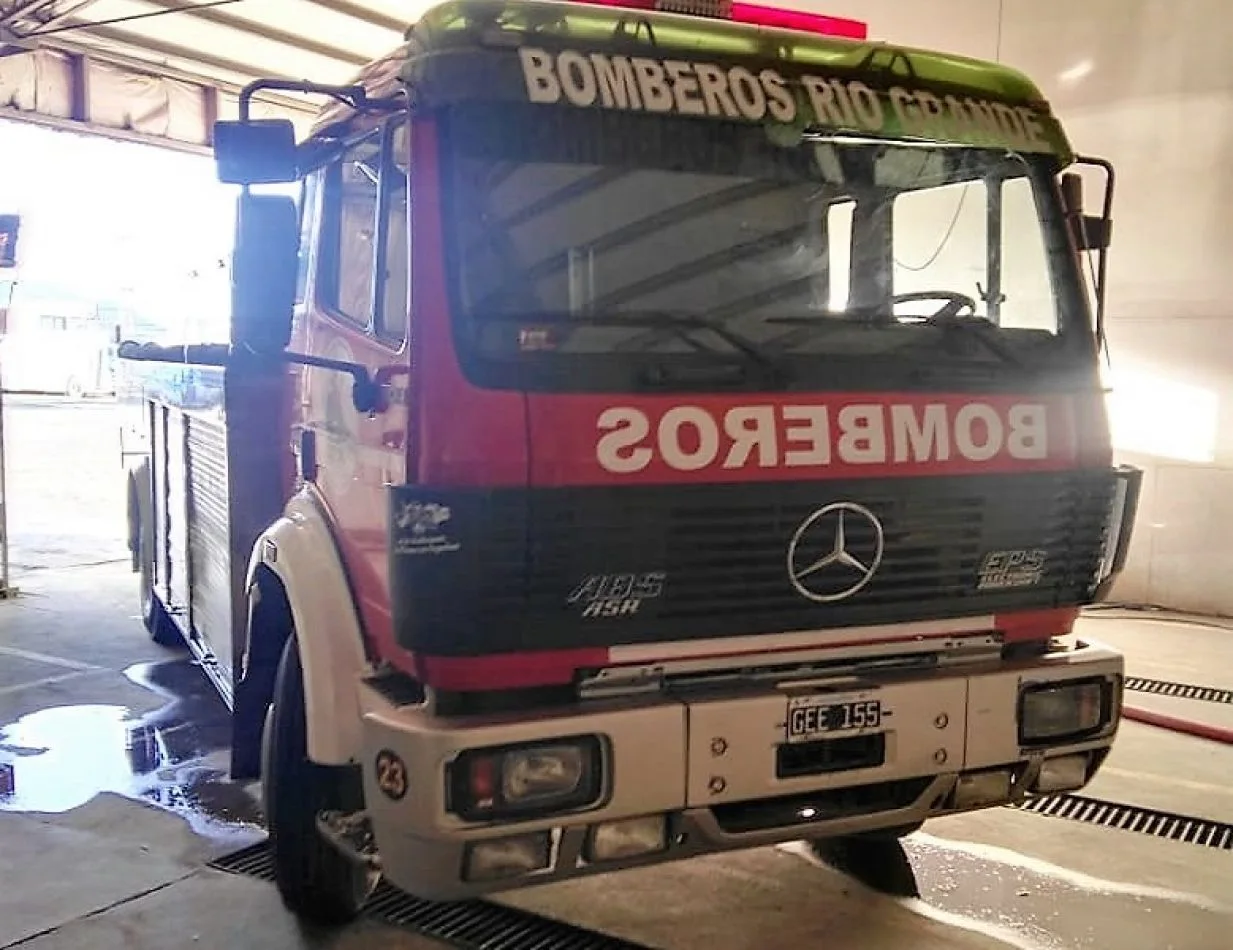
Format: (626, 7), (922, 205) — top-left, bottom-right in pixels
(1, 395), (1231, 950)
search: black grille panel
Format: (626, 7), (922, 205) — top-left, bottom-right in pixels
(391, 470), (1116, 658)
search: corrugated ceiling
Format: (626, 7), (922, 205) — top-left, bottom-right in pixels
(0, 0), (433, 120)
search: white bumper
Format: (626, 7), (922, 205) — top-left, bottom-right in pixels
(357, 636), (1122, 900)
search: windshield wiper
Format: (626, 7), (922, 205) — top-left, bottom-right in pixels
(486, 310), (789, 381)
(765, 311), (1027, 369)
(913, 314), (1026, 369)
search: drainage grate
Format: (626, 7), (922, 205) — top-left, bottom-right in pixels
(209, 840), (654, 949)
(1125, 677), (1233, 705)
(1014, 794), (1233, 851)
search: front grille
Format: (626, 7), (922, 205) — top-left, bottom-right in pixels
(654, 492), (984, 615)
(392, 470), (1116, 658)
(528, 470), (1114, 631)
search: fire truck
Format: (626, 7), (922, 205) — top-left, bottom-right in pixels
(120, 0), (1142, 925)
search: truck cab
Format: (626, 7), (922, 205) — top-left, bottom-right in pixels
(122, 0), (1141, 925)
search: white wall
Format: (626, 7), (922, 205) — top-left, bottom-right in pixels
(795, 0), (1233, 616)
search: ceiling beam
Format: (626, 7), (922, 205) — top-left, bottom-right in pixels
(135, 0), (371, 67)
(66, 22), (303, 84)
(0, 104), (215, 155)
(300, 0), (408, 34)
(28, 0), (101, 32)
(0, 0), (92, 28)
(38, 38), (323, 115)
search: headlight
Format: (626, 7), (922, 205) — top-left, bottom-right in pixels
(449, 736), (603, 821)
(1019, 678), (1110, 744)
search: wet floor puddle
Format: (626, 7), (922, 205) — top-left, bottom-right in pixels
(789, 832), (1231, 950)
(0, 658), (264, 844)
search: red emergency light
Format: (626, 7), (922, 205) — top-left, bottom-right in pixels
(565, 0), (868, 40)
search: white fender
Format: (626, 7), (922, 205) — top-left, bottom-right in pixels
(245, 487), (371, 766)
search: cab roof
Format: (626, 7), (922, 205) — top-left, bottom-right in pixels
(310, 0), (1060, 146)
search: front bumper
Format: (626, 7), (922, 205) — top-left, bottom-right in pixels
(357, 637), (1122, 901)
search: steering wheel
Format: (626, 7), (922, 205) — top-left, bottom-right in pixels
(889, 291), (978, 320)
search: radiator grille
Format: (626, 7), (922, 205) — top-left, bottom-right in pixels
(527, 471), (1113, 623)
(393, 470), (1116, 657)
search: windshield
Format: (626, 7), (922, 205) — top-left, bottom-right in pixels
(440, 102), (1093, 392)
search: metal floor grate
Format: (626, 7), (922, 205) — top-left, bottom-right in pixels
(209, 840), (654, 949)
(1014, 793), (1233, 850)
(1125, 677), (1233, 705)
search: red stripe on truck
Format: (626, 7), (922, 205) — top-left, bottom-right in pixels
(416, 646), (611, 691)
(528, 391), (1080, 487)
(995, 606), (1080, 642)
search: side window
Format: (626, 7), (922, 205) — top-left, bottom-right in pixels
(998, 176), (1057, 332)
(376, 121), (410, 344)
(294, 174), (318, 306)
(826, 200), (854, 312)
(891, 175), (1059, 333)
(892, 179), (986, 315)
(322, 132), (381, 326)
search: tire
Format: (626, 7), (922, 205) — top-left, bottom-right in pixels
(807, 832), (921, 898)
(263, 634), (373, 925)
(138, 520), (181, 647)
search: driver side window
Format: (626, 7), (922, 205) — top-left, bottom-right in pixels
(891, 177), (1059, 333)
(317, 120), (410, 346)
(321, 132), (381, 327)
(893, 180), (986, 314)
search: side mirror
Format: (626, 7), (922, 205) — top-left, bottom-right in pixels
(1061, 171), (1112, 251)
(232, 193), (299, 353)
(214, 119), (298, 185)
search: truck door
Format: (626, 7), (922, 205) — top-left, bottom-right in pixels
(301, 117), (411, 646)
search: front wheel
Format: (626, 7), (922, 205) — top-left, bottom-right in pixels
(263, 634), (375, 925)
(807, 827), (922, 898)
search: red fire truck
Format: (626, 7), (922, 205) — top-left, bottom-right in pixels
(121, 0), (1142, 925)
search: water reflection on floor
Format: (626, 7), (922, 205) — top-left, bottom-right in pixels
(0, 658), (264, 844)
(794, 829), (1230, 950)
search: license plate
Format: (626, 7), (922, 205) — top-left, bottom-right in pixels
(787, 696), (883, 744)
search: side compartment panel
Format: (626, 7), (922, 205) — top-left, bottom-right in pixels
(150, 403), (174, 612)
(186, 412), (233, 675)
(166, 409), (190, 618)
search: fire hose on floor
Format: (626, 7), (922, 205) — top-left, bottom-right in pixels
(1082, 609), (1233, 744)
(1115, 673), (1233, 744)
(1121, 705), (1233, 745)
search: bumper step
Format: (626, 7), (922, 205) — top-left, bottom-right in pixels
(211, 790), (1232, 947)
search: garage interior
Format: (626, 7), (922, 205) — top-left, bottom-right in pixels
(1, 1), (1231, 948)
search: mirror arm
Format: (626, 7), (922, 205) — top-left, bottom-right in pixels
(237, 79), (405, 123)
(1074, 155), (1116, 346)
(117, 341), (230, 366)
(281, 350), (387, 415)
(238, 80), (366, 122)
(117, 343), (388, 415)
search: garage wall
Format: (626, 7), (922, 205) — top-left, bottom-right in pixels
(800, 0), (1233, 616)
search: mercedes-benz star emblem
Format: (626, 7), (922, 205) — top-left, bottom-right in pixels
(787, 502), (885, 603)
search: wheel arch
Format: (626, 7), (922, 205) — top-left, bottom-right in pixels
(238, 491), (371, 771)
